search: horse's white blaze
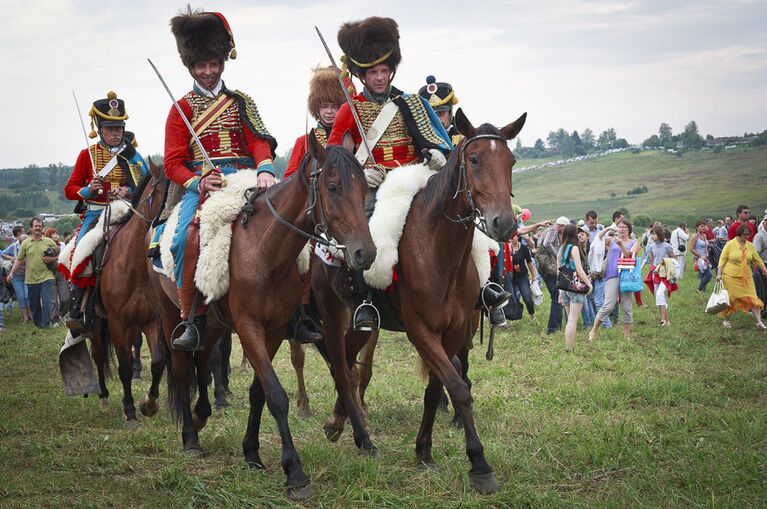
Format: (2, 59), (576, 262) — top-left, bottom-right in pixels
(490, 140), (497, 152)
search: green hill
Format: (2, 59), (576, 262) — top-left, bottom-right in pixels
(512, 146), (767, 225)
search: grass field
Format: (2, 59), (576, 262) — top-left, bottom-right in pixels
(513, 146), (767, 224)
(1, 264), (766, 508)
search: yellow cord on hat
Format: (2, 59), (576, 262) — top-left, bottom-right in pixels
(347, 49), (393, 69)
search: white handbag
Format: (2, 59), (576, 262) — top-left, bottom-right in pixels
(705, 282), (730, 315)
(531, 280), (544, 307)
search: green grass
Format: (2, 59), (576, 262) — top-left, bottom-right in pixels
(513, 146), (767, 223)
(1, 262), (766, 507)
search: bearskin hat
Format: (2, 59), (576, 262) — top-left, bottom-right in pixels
(307, 66), (346, 121)
(170, 7), (237, 68)
(337, 17), (401, 79)
(418, 75), (458, 113)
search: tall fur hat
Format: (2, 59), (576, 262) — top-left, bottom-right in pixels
(307, 66), (346, 121)
(337, 17), (401, 79)
(170, 7), (237, 68)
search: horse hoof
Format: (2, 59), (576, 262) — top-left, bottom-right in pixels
(245, 459), (265, 470)
(469, 471), (499, 494)
(123, 419), (140, 430)
(418, 459), (438, 470)
(184, 445), (203, 456)
(323, 424), (343, 443)
(449, 417), (464, 429)
(360, 446), (379, 458)
(139, 398), (159, 417)
(132, 373), (142, 382)
(286, 482), (314, 501)
(215, 399), (230, 410)
(99, 398), (109, 412)
(297, 406), (313, 419)
(192, 412), (207, 432)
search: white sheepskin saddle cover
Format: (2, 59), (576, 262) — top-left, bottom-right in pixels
(158, 171), (310, 304)
(363, 163), (499, 290)
(58, 200), (131, 276)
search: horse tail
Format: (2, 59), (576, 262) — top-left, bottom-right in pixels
(100, 322), (115, 379)
(162, 336), (183, 424)
(416, 355), (430, 383)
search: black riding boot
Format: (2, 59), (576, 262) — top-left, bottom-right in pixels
(173, 315), (206, 351)
(66, 286), (89, 336)
(289, 305), (323, 344)
(478, 281), (511, 328)
(350, 270), (379, 331)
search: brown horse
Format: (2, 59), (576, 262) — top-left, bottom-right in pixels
(150, 133), (375, 500)
(312, 109), (526, 494)
(89, 159), (168, 426)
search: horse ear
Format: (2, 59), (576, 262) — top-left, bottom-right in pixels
(454, 108), (475, 138)
(341, 130), (355, 153)
(148, 156), (162, 180)
(307, 129), (327, 166)
(501, 112), (527, 141)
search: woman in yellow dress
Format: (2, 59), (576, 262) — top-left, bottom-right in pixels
(716, 223), (767, 329)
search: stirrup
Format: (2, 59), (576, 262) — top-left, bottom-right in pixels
(172, 318), (204, 351)
(353, 300), (380, 332)
(480, 281), (511, 311)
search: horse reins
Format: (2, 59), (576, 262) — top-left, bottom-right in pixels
(443, 133), (511, 236)
(260, 158), (346, 250)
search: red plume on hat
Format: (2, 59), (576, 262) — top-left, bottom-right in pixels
(170, 6), (237, 67)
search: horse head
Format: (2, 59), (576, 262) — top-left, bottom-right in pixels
(304, 130), (376, 271)
(137, 157), (168, 220)
(454, 108), (527, 242)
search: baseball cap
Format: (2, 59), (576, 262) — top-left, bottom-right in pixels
(577, 219), (585, 226)
(556, 216), (569, 226)
(579, 225), (590, 234)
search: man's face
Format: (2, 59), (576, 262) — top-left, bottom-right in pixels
(18, 232), (27, 242)
(725, 216), (732, 225)
(100, 125), (124, 147)
(190, 59), (224, 91)
(738, 208), (750, 221)
(555, 224), (564, 234)
(30, 220), (43, 236)
(318, 102), (340, 127)
(586, 216), (598, 230)
(362, 63), (392, 95)
(436, 110), (452, 130)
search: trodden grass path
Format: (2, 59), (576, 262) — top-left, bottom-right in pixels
(0, 266), (765, 508)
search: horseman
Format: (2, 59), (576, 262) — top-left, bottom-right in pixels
(281, 66), (349, 343)
(418, 76), (510, 327)
(327, 16), (454, 331)
(163, 8), (277, 350)
(63, 91), (148, 335)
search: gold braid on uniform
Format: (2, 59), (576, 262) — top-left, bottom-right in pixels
(227, 89), (278, 157)
(399, 95), (450, 147)
(313, 127), (328, 147)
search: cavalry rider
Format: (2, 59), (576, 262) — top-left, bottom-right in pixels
(327, 17), (452, 331)
(418, 76), (463, 146)
(63, 92), (147, 335)
(164, 8), (277, 350)
(418, 76), (510, 327)
(282, 66), (348, 343)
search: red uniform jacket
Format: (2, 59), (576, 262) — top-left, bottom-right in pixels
(164, 88), (274, 188)
(284, 126), (330, 179)
(65, 145), (135, 204)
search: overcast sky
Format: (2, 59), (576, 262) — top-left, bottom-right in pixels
(0, 0), (764, 168)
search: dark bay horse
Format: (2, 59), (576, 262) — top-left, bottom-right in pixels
(150, 133), (375, 500)
(90, 160), (168, 427)
(312, 109), (526, 494)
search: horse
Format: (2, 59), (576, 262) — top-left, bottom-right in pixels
(311, 109), (526, 494)
(149, 133), (375, 500)
(90, 159), (168, 427)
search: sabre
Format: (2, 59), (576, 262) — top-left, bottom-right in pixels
(314, 26), (376, 165)
(72, 90), (104, 195)
(147, 58), (215, 175)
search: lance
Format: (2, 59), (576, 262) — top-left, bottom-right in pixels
(147, 58), (215, 175)
(314, 26), (376, 166)
(72, 90), (104, 195)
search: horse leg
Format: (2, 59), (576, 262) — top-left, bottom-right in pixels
(415, 373), (445, 468)
(450, 348), (470, 429)
(192, 347), (214, 431)
(356, 331), (378, 413)
(220, 330), (232, 395)
(140, 320), (164, 418)
(238, 323), (313, 500)
(411, 329), (498, 494)
(132, 333), (143, 381)
(111, 319), (140, 428)
(90, 323), (110, 410)
(242, 373), (266, 469)
(289, 339), (312, 418)
(209, 334), (230, 409)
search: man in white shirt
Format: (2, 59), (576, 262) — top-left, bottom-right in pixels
(670, 223), (689, 279)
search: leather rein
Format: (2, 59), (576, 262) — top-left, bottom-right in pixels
(443, 133), (512, 236)
(249, 158), (346, 251)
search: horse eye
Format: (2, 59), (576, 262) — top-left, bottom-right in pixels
(469, 156), (479, 166)
(327, 183), (338, 194)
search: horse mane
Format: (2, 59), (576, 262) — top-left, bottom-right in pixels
(422, 123), (507, 223)
(289, 145), (364, 188)
(130, 169), (154, 209)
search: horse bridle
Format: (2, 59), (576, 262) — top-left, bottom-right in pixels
(115, 173), (167, 224)
(260, 158), (346, 251)
(444, 133), (512, 236)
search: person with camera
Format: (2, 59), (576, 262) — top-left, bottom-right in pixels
(670, 223), (689, 280)
(5, 217), (58, 328)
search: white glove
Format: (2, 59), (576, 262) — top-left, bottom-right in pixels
(364, 167), (385, 188)
(426, 149), (447, 171)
